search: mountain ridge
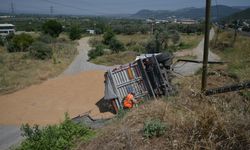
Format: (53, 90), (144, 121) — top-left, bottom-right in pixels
(131, 5), (249, 20)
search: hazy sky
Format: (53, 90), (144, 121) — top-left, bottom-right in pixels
(0, 0), (250, 15)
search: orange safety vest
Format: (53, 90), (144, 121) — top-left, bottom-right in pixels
(123, 93), (134, 108)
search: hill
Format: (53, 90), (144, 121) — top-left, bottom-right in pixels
(221, 8), (250, 22)
(131, 5), (242, 20)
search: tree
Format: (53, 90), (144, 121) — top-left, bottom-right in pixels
(42, 20), (62, 37)
(103, 29), (115, 45)
(69, 25), (81, 40)
(109, 38), (125, 53)
(7, 33), (34, 52)
(88, 44), (105, 60)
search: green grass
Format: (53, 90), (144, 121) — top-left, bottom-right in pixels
(0, 38), (77, 94)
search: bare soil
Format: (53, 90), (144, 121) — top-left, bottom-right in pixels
(0, 69), (113, 125)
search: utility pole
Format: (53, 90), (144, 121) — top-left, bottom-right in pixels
(201, 0), (211, 92)
(50, 6), (54, 16)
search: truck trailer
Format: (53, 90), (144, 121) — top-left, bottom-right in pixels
(104, 53), (175, 113)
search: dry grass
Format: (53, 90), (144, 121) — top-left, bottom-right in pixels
(116, 34), (150, 46)
(211, 30), (250, 81)
(0, 39), (77, 94)
(91, 51), (139, 66)
(179, 33), (203, 49)
(76, 71), (250, 150)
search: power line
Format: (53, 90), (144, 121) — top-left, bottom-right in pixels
(38, 0), (109, 15)
(39, 0), (89, 11)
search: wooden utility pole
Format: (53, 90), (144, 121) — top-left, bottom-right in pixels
(201, 0), (211, 92)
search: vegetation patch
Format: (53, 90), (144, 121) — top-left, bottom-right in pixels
(211, 30), (250, 81)
(91, 51), (138, 66)
(143, 119), (166, 138)
(0, 34), (77, 94)
(16, 114), (94, 150)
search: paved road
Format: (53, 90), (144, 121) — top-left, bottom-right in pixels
(0, 125), (23, 150)
(174, 29), (220, 76)
(63, 37), (112, 75)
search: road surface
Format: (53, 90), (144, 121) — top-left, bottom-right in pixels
(174, 29), (220, 76)
(63, 37), (111, 75)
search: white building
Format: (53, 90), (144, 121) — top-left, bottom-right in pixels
(0, 24), (15, 36)
(86, 29), (95, 35)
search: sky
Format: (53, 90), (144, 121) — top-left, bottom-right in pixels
(0, 0), (250, 15)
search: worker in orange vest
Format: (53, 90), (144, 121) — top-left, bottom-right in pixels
(123, 92), (141, 109)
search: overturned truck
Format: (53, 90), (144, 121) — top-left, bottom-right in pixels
(104, 53), (175, 113)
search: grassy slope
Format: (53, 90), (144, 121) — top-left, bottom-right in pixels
(77, 31), (250, 150)
(0, 38), (77, 94)
(77, 75), (250, 149)
(211, 30), (250, 81)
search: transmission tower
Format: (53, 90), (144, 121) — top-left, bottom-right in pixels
(50, 6), (54, 15)
(11, 1), (15, 14)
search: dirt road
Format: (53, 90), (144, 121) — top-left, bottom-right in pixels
(174, 29), (220, 75)
(63, 37), (111, 75)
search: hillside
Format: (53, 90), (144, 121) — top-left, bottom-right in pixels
(222, 8), (250, 22)
(131, 5), (242, 20)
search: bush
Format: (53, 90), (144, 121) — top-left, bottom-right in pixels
(88, 44), (105, 60)
(103, 29), (115, 45)
(129, 44), (146, 53)
(29, 41), (52, 60)
(143, 119), (166, 138)
(109, 38), (125, 53)
(69, 25), (81, 40)
(17, 113), (94, 150)
(42, 20), (62, 37)
(37, 34), (55, 44)
(7, 33), (34, 52)
(0, 36), (4, 46)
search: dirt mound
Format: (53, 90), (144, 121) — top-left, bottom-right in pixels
(0, 70), (114, 125)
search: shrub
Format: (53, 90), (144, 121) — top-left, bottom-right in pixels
(109, 38), (125, 53)
(0, 36), (4, 46)
(29, 41), (52, 60)
(37, 34), (55, 44)
(7, 33), (34, 52)
(88, 44), (105, 60)
(143, 119), (166, 138)
(69, 25), (81, 40)
(42, 20), (62, 37)
(17, 113), (94, 150)
(129, 44), (146, 53)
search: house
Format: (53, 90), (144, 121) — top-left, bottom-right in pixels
(0, 24), (15, 36)
(86, 29), (95, 35)
(178, 19), (197, 25)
